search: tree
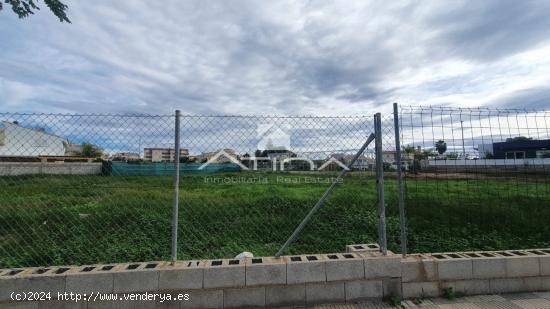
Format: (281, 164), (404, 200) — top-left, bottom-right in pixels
(78, 143), (103, 158)
(435, 140), (447, 155)
(1, 0), (70, 22)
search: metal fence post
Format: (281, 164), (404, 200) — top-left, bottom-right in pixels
(171, 110), (181, 264)
(374, 113), (387, 255)
(393, 103), (407, 256)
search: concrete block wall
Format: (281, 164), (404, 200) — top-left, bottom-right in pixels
(0, 162), (102, 176)
(401, 249), (550, 298)
(1, 247), (549, 308)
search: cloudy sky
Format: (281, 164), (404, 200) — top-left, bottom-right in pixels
(1, 0), (550, 116)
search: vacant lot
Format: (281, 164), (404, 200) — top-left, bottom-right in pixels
(1, 172), (549, 268)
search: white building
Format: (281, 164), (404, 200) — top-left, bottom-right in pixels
(144, 147), (189, 162)
(0, 121), (67, 157)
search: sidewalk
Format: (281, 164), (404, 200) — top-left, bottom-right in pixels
(310, 292), (550, 308)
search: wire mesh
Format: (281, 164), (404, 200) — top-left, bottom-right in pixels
(397, 106), (550, 254)
(0, 113), (176, 268)
(3, 106), (547, 268)
(0, 113), (380, 268)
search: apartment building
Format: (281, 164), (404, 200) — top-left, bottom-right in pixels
(144, 148), (189, 162)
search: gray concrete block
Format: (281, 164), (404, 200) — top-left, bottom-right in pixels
(245, 256), (286, 286)
(454, 279), (491, 295)
(203, 259), (245, 289)
(180, 289), (223, 309)
(37, 300), (87, 309)
(0, 302), (38, 309)
(401, 255), (437, 283)
(223, 287), (265, 308)
(490, 278), (524, 293)
(113, 267), (159, 293)
(265, 284), (306, 307)
(305, 281), (345, 305)
(88, 299), (134, 309)
(472, 257), (506, 279)
(13, 276), (66, 296)
(541, 276), (550, 290)
(402, 281), (439, 299)
(66, 272), (114, 294)
(539, 256), (550, 276)
(505, 255), (540, 277)
(345, 279), (383, 301)
(324, 253), (364, 282)
(436, 256), (472, 280)
(383, 277), (401, 297)
(364, 255), (401, 279)
(345, 244), (380, 253)
(133, 299), (157, 309)
(285, 255), (326, 284)
(523, 277), (542, 292)
(158, 261), (204, 290)
(0, 277), (16, 302)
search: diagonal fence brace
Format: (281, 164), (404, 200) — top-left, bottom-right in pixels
(275, 133), (376, 257)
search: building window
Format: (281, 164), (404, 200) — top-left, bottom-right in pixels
(536, 150), (550, 158)
(505, 151), (525, 159)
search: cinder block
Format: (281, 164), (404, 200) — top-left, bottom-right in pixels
(490, 278), (524, 293)
(401, 255), (437, 282)
(158, 261), (204, 290)
(203, 259), (245, 289)
(523, 277), (542, 292)
(223, 287), (266, 308)
(324, 253), (364, 281)
(345, 279), (383, 301)
(383, 277), (401, 297)
(305, 281), (345, 305)
(66, 267), (114, 294)
(454, 279), (491, 295)
(402, 281), (439, 299)
(0, 277), (16, 302)
(505, 254), (540, 277)
(38, 300), (87, 309)
(245, 256), (286, 286)
(285, 255), (326, 284)
(180, 289), (223, 309)
(539, 255), (550, 276)
(112, 263), (159, 293)
(541, 276), (550, 290)
(91, 299), (135, 309)
(133, 298), (158, 309)
(0, 302), (38, 309)
(472, 256), (506, 279)
(364, 255), (401, 279)
(435, 254), (472, 280)
(266, 284), (306, 307)
(13, 275), (66, 296)
(345, 243), (380, 253)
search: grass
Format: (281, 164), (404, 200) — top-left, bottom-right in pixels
(1, 171), (549, 268)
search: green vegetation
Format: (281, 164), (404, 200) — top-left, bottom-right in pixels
(1, 172), (549, 268)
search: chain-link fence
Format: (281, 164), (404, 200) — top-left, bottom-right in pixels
(0, 113), (383, 268)
(397, 106), (550, 254)
(1, 106), (549, 268)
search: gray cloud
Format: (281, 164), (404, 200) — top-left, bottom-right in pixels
(0, 0), (549, 116)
